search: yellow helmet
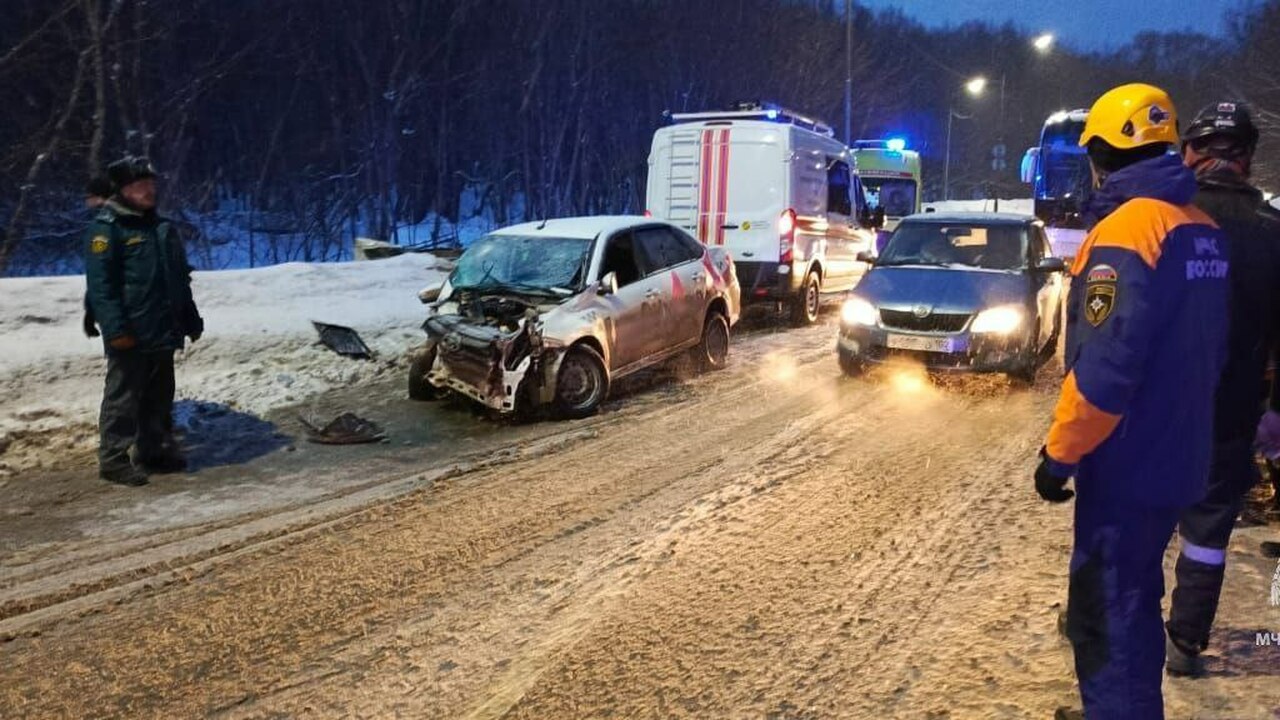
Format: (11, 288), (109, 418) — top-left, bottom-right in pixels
(1079, 83), (1179, 150)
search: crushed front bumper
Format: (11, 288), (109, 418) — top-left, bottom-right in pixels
(422, 315), (543, 413)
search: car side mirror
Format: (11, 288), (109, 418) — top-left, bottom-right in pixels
(598, 271), (619, 296)
(1020, 147), (1040, 185)
(856, 250), (876, 264)
(1035, 257), (1066, 273)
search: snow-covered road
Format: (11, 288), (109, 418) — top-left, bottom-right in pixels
(2, 313), (1276, 718)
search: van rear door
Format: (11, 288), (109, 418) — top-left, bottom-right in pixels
(649, 124), (784, 263)
(712, 127), (785, 264)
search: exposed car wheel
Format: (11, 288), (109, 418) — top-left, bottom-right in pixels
(1008, 358), (1038, 387)
(408, 345), (445, 401)
(693, 311), (730, 371)
(838, 348), (863, 377)
(789, 271), (821, 326)
(1043, 302), (1064, 358)
(553, 345), (609, 419)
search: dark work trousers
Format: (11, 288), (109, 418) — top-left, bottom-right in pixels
(1067, 495), (1181, 720)
(1167, 436), (1258, 654)
(98, 349), (176, 471)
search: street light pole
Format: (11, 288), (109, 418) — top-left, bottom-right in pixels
(946, 77), (985, 201)
(844, 0), (853, 146)
(945, 107), (954, 201)
(944, 108), (975, 201)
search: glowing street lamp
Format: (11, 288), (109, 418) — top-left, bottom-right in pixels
(965, 76), (988, 96)
(1033, 33), (1055, 53)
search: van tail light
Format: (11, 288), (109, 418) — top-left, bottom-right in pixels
(778, 208), (796, 264)
(643, 209), (652, 218)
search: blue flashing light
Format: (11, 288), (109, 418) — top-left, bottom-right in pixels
(765, 109), (780, 120)
(886, 137), (907, 152)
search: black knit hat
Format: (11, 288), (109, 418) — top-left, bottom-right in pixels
(84, 174), (114, 198)
(106, 155), (157, 189)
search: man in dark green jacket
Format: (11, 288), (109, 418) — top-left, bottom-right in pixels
(85, 156), (203, 486)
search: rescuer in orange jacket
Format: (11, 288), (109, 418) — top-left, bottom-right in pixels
(1034, 84), (1230, 719)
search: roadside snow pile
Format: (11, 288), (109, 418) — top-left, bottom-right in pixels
(0, 254), (448, 472)
(922, 198), (1034, 215)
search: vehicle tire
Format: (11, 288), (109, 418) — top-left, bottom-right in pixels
(553, 345), (609, 419)
(838, 348), (863, 377)
(408, 345), (445, 401)
(789, 271), (822, 326)
(1008, 358), (1038, 387)
(693, 311), (730, 372)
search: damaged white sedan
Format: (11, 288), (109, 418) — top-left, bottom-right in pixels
(409, 216), (741, 418)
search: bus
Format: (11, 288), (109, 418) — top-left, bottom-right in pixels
(1020, 110), (1090, 258)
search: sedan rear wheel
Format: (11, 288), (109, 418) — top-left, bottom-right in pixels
(553, 345), (609, 419)
(694, 312), (730, 371)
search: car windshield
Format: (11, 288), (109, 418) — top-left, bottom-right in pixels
(863, 178), (918, 217)
(878, 223), (1027, 271)
(452, 234), (593, 295)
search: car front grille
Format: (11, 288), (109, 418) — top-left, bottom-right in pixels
(879, 309), (971, 333)
(439, 345), (497, 388)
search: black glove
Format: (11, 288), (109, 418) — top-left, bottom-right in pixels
(82, 313), (100, 338)
(1035, 447), (1074, 503)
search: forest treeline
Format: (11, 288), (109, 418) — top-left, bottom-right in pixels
(2, 0), (1278, 275)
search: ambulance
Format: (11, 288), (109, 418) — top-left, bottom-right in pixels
(645, 103), (880, 325)
(853, 138), (921, 232)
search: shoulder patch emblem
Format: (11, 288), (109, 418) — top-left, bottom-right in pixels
(1086, 264), (1117, 283)
(90, 235), (109, 254)
(1085, 264), (1118, 327)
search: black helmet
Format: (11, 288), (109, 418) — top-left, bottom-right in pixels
(106, 155), (157, 189)
(1183, 101), (1259, 149)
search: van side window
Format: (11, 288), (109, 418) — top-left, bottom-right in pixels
(826, 159), (853, 217)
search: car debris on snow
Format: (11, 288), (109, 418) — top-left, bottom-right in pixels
(298, 412), (387, 445)
(312, 321), (375, 359)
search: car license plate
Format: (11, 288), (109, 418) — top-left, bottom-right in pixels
(885, 334), (963, 353)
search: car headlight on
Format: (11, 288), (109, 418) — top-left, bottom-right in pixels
(841, 296), (878, 326)
(970, 305), (1024, 334)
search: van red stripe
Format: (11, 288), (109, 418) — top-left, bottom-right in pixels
(714, 129), (731, 246)
(698, 129), (715, 243)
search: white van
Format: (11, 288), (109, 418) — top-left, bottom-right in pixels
(645, 104), (880, 325)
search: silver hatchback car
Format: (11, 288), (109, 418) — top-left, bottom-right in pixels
(410, 216), (741, 418)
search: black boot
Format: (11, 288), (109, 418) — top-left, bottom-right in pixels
(100, 464), (149, 487)
(139, 451), (187, 475)
(1166, 633), (1205, 677)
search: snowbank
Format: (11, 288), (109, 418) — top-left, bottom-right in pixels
(0, 254), (449, 471)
